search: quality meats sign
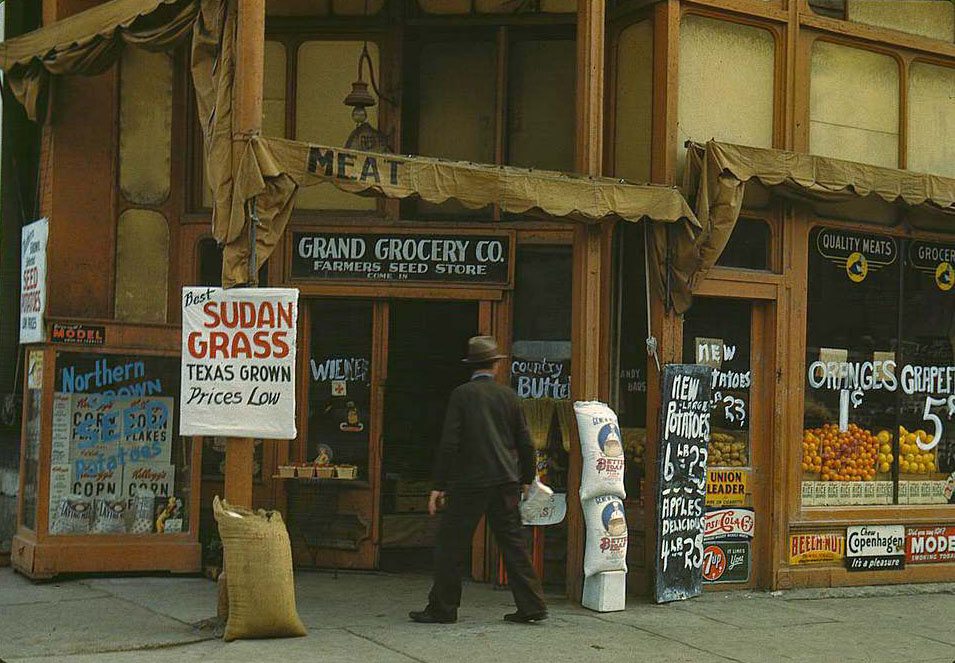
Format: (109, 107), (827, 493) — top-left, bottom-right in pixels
(703, 507), (755, 541)
(845, 525), (905, 571)
(291, 231), (511, 285)
(180, 287), (298, 439)
(906, 526), (955, 564)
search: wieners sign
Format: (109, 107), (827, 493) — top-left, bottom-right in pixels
(180, 288), (299, 439)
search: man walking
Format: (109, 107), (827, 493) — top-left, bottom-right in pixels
(410, 336), (548, 625)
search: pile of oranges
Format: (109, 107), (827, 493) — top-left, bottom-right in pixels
(898, 426), (937, 475)
(802, 423), (885, 482)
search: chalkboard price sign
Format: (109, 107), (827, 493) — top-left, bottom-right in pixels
(655, 363), (714, 604)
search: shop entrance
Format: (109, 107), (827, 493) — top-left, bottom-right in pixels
(379, 300), (479, 573)
(682, 297), (775, 590)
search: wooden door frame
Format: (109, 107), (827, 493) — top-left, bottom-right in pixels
(685, 276), (780, 591)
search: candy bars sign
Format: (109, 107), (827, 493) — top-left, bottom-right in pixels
(180, 288), (299, 439)
(845, 525), (905, 571)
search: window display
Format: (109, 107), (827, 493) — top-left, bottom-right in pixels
(48, 352), (191, 535)
(307, 300), (373, 480)
(802, 226), (955, 507)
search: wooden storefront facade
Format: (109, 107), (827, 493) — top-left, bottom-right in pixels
(8, 0), (955, 599)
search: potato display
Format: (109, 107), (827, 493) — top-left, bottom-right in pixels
(708, 432), (748, 468)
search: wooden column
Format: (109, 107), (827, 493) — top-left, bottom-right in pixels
(223, 0), (265, 509)
(567, 0), (606, 602)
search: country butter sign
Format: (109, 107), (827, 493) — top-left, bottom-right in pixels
(815, 228), (897, 283)
(789, 532), (845, 565)
(706, 468), (748, 506)
(292, 231), (511, 285)
(909, 240), (955, 292)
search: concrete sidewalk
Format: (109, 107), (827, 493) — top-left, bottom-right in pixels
(2, 568), (955, 663)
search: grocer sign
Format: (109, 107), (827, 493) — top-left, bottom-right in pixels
(180, 287), (299, 439)
(845, 525), (905, 571)
(906, 526), (955, 564)
(909, 240), (955, 292)
(291, 231), (511, 285)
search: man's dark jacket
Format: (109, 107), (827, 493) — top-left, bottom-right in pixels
(433, 374), (535, 491)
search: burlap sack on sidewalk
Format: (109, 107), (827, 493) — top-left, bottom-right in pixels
(213, 496), (307, 641)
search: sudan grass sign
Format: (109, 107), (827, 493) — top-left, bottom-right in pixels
(180, 287), (299, 438)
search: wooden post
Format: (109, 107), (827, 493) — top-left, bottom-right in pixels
(567, 0), (606, 603)
(223, 0), (265, 509)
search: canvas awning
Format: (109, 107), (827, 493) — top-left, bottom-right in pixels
(0, 0), (700, 290)
(668, 140), (955, 313)
(224, 135), (699, 285)
(0, 0), (198, 121)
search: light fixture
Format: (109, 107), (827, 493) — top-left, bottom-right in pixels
(343, 41), (395, 153)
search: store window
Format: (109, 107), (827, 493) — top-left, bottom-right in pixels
(614, 19), (653, 184)
(511, 244), (572, 586)
(908, 62), (955, 179)
(684, 299), (753, 483)
(677, 15), (775, 177)
(809, 0), (955, 43)
(48, 353), (191, 536)
(802, 226), (955, 507)
(307, 300), (373, 479)
(716, 219), (771, 271)
(20, 351), (43, 532)
(614, 224), (649, 502)
(810, 41), (899, 168)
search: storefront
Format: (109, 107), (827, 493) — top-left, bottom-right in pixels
(7, 0), (955, 600)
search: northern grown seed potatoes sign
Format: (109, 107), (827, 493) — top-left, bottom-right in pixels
(291, 231), (511, 285)
(180, 287), (299, 439)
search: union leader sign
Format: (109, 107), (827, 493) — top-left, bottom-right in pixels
(180, 287), (299, 439)
(291, 231), (512, 285)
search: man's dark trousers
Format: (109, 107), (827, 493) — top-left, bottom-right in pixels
(427, 482), (546, 618)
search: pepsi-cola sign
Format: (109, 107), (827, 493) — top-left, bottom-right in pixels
(703, 507), (755, 541)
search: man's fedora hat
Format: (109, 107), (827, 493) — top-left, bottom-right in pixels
(463, 336), (506, 364)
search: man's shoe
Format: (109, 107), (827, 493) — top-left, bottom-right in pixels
(409, 609), (457, 624)
(504, 610), (548, 623)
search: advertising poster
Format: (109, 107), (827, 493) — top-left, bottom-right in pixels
(19, 218), (48, 344)
(703, 507), (755, 541)
(706, 468), (749, 507)
(702, 541), (750, 584)
(180, 287), (299, 438)
(654, 364), (713, 603)
(789, 533), (845, 565)
(906, 526), (955, 564)
(845, 525), (905, 571)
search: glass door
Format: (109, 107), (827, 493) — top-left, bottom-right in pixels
(683, 298), (771, 589)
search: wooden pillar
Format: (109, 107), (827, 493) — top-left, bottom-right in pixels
(567, 0), (606, 603)
(223, 0), (265, 509)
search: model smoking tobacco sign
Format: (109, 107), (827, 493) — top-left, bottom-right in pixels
(180, 287), (299, 439)
(292, 231), (510, 285)
(655, 363), (713, 604)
